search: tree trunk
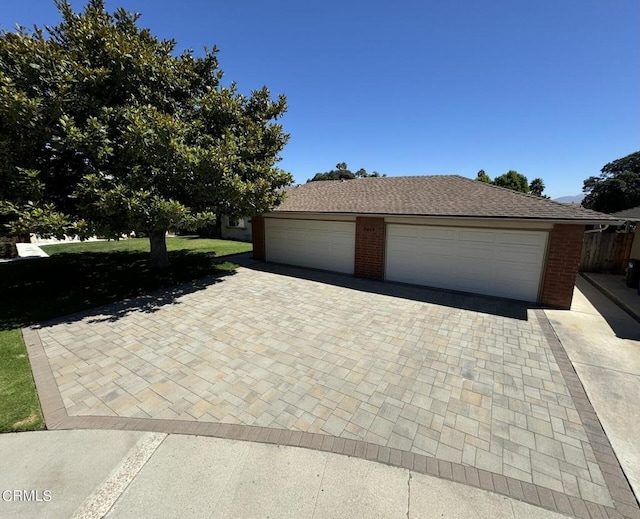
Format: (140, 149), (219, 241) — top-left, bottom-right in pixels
(212, 215), (222, 238)
(149, 231), (170, 269)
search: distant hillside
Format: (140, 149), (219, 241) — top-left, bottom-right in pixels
(553, 194), (585, 204)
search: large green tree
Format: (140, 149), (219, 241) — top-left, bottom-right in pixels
(582, 151), (640, 213)
(475, 170), (546, 197)
(0, 0), (292, 267)
(492, 170), (529, 193)
(528, 178), (545, 197)
(308, 163), (385, 182)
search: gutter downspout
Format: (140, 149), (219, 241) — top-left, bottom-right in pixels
(584, 225), (610, 234)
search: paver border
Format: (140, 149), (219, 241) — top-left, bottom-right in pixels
(22, 308), (640, 519)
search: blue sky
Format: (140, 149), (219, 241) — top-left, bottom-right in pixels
(2, 0), (638, 199)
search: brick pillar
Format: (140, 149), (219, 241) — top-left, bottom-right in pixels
(354, 217), (385, 279)
(252, 216), (265, 260)
(540, 224), (585, 309)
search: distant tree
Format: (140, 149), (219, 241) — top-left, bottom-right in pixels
(0, 0), (292, 268)
(476, 170), (491, 183)
(475, 169), (547, 196)
(493, 170), (529, 193)
(582, 151), (640, 213)
(355, 168), (384, 178)
(309, 170), (356, 182)
(308, 163), (386, 182)
(528, 178), (546, 197)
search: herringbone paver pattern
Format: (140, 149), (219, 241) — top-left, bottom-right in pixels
(37, 265), (614, 507)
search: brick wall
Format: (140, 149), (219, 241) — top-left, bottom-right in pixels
(251, 216), (265, 260)
(354, 217), (385, 279)
(540, 224), (585, 309)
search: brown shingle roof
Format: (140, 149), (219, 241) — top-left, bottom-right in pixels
(610, 206), (640, 219)
(273, 175), (616, 221)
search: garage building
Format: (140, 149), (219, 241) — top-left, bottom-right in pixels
(252, 175), (617, 309)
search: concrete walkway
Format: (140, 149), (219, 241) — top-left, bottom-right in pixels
(17, 262), (640, 518)
(0, 243), (49, 263)
(0, 430), (569, 519)
(15, 243), (49, 258)
(581, 272), (640, 323)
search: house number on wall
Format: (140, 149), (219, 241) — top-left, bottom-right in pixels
(364, 226), (376, 232)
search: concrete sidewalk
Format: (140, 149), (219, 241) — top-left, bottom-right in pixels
(581, 272), (640, 323)
(0, 243), (49, 263)
(15, 243), (49, 258)
(0, 430), (567, 519)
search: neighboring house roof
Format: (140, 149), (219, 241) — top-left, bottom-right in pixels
(610, 206), (640, 220)
(273, 175), (617, 222)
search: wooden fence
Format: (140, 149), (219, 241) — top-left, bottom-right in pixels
(580, 232), (634, 273)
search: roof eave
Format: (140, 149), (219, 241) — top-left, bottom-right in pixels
(265, 211), (620, 225)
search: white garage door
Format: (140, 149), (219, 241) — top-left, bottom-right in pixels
(265, 219), (355, 274)
(386, 225), (548, 302)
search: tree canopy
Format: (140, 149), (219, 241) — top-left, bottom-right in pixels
(582, 151), (640, 213)
(492, 170), (529, 193)
(308, 163), (386, 182)
(475, 169), (547, 197)
(0, 0), (292, 267)
(528, 178), (545, 197)
(476, 170), (491, 183)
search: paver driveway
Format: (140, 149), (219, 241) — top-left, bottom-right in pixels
(34, 262), (616, 510)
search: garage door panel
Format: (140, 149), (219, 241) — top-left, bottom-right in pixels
(418, 227), (456, 241)
(423, 258), (454, 277)
(386, 224), (547, 302)
(306, 220), (331, 231)
(458, 229), (495, 243)
(275, 220), (305, 232)
(419, 241), (455, 256)
(388, 243), (416, 255)
(455, 259), (492, 278)
(388, 235), (418, 253)
(306, 231), (331, 244)
(497, 266), (540, 284)
(329, 234), (354, 246)
(498, 249), (543, 264)
(498, 232), (545, 247)
(456, 276), (491, 292)
(391, 226), (420, 239)
(390, 254), (419, 272)
(265, 219), (355, 274)
(457, 245), (494, 261)
(420, 256), (455, 275)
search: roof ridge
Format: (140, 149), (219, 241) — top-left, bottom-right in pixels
(273, 175), (615, 221)
(453, 175), (604, 214)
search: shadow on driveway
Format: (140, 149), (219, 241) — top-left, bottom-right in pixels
(35, 272), (236, 328)
(6, 251), (247, 330)
(576, 275), (640, 340)
(26, 253), (533, 329)
(244, 261), (532, 320)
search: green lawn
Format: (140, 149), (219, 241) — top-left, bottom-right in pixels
(41, 235), (252, 256)
(0, 236), (252, 432)
(0, 329), (44, 432)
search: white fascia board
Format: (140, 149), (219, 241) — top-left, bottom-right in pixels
(263, 212), (620, 226)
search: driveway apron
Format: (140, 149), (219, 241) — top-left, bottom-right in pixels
(26, 263), (639, 518)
